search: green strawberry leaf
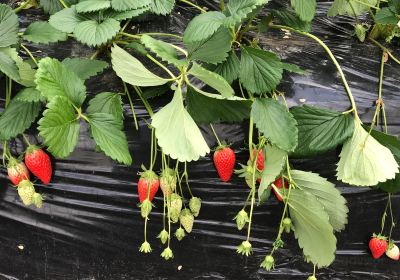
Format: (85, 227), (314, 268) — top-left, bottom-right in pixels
(186, 27), (232, 65)
(207, 51), (240, 84)
(109, 6), (151, 20)
(87, 92), (124, 124)
(259, 144), (287, 204)
(152, 87), (210, 162)
(251, 98), (298, 152)
(140, 35), (182, 66)
(337, 120), (399, 186)
(291, 106), (355, 157)
(38, 97), (80, 158)
(0, 47), (20, 82)
(183, 11), (226, 43)
(188, 62), (234, 97)
(76, 0), (111, 13)
(151, 0), (175, 15)
(0, 99), (42, 141)
(290, 170), (348, 232)
(0, 4), (19, 48)
(290, 0), (316, 22)
(377, 174), (400, 193)
(35, 57), (87, 107)
(239, 46), (283, 94)
(15, 88), (45, 103)
(375, 7), (399, 25)
(186, 86), (251, 123)
(111, 44), (170, 86)
(40, 0), (78, 14)
(0, 47), (36, 87)
(23, 21), (68, 44)
(328, 0), (377, 17)
(111, 0), (151, 11)
(88, 112), (132, 165)
(223, 0), (269, 27)
(273, 9), (312, 32)
(74, 18), (120, 47)
(62, 58), (108, 80)
(288, 189), (337, 268)
(49, 6), (83, 33)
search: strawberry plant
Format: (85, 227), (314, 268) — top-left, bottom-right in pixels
(1, 0), (400, 278)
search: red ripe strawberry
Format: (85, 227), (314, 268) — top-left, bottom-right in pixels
(272, 177), (288, 201)
(213, 146), (235, 182)
(138, 170), (159, 203)
(7, 158), (30, 186)
(24, 145), (52, 185)
(252, 149), (264, 171)
(369, 234), (388, 259)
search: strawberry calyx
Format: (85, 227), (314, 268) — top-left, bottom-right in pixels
(372, 233), (387, 241)
(18, 179), (33, 188)
(7, 156), (19, 168)
(25, 144), (41, 155)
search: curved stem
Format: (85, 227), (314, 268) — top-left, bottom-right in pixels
(270, 25), (359, 118)
(146, 54), (176, 79)
(119, 32), (141, 39)
(179, 0), (207, 13)
(133, 86), (154, 117)
(369, 38), (400, 66)
(14, 0), (32, 13)
(369, 52), (385, 134)
(210, 124), (222, 146)
(380, 196), (390, 235)
(275, 158), (292, 243)
(142, 33), (182, 39)
(123, 82), (139, 130)
(20, 44), (38, 66)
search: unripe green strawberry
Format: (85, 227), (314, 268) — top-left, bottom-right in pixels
(236, 240), (252, 256)
(260, 255), (274, 270)
(17, 180), (35, 206)
(140, 199), (152, 218)
(308, 276), (317, 280)
(283, 217), (292, 233)
(233, 209), (249, 230)
(161, 247), (174, 260)
(175, 227), (185, 241)
(139, 241), (152, 253)
(160, 168), (176, 196)
(157, 229), (169, 244)
(32, 193), (43, 208)
(189, 197), (201, 217)
(180, 209), (194, 233)
(169, 193), (182, 223)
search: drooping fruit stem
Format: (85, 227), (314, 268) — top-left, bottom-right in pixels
(183, 162), (194, 197)
(123, 82), (139, 130)
(20, 44), (38, 66)
(210, 124), (222, 147)
(179, 0), (207, 13)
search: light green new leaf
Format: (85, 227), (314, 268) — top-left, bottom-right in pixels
(35, 57), (86, 107)
(224, 0), (269, 27)
(88, 112), (132, 165)
(0, 99), (41, 141)
(111, 44), (169, 86)
(290, 170), (348, 232)
(208, 51), (240, 84)
(23, 21), (68, 44)
(183, 11), (226, 43)
(141, 35), (182, 66)
(291, 105), (354, 157)
(0, 48), (20, 82)
(111, 0), (151, 11)
(239, 46), (283, 94)
(186, 27), (232, 65)
(259, 144), (287, 204)
(188, 62), (234, 97)
(152, 87), (210, 162)
(291, 0), (316, 22)
(328, 0), (377, 17)
(186, 86), (251, 123)
(0, 47), (36, 87)
(15, 88), (45, 103)
(38, 97), (80, 158)
(74, 18), (120, 47)
(151, 0), (175, 15)
(49, 6), (83, 33)
(0, 4), (19, 48)
(87, 92), (124, 124)
(251, 98), (298, 152)
(40, 0), (78, 15)
(76, 0), (111, 13)
(337, 120), (399, 186)
(62, 58), (108, 80)
(288, 189), (337, 268)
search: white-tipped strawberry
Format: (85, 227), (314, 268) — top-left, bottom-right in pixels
(386, 243), (400, 260)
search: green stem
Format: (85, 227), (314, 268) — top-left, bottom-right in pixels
(89, 49), (100, 60)
(368, 52), (385, 134)
(14, 0), (32, 13)
(123, 82), (139, 130)
(248, 116), (254, 159)
(167, 197), (172, 247)
(133, 86), (154, 117)
(241, 191), (252, 211)
(22, 134), (31, 146)
(179, 0), (207, 13)
(141, 32), (182, 39)
(20, 44), (38, 66)
(146, 54), (176, 79)
(163, 194), (166, 230)
(380, 195), (390, 235)
(369, 38), (400, 66)
(219, 0), (225, 10)
(5, 77), (11, 108)
(270, 25), (359, 118)
(210, 124), (222, 146)
(59, 0), (69, 8)
(184, 162), (194, 197)
(388, 193), (395, 239)
(149, 128), (155, 171)
(119, 32), (141, 39)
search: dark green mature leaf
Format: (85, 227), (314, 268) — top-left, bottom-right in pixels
(111, 0), (151, 11)
(111, 44), (169, 86)
(89, 112), (132, 165)
(0, 4), (19, 48)
(375, 7), (398, 24)
(291, 106), (354, 157)
(223, 0), (269, 26)
(251, 98), (298, 152)
(151, 0), (175, 15)
(0, 99), (41, 141)
(87, 92), (124, 124)
(282, 62), (306, 74)
(328, 0), (377, 17)
(273, 9), (311, 32)
(291, 0), (316, 22)
(76, 0), (111, 13)
(141, 84), (172, 99)
(74, 18), (120, 47)
(188, 62), (234, 97)
(183, 11), (226, 43)
(377, 174), (400, 193)
(15, 88), (45, 103)
(186, 86), (251, 123)
(259, 144), (287, 204)
(239, 46), (283, 94)
(186, 27), (232, 65)
(110, 6), (151, 20)
(141, 35), (182, 66)
(23, 21), (68, 44)
(40, 0), (78, 14)
(288, 189), (336, 268)
(49, 6), (83, 33)
(207, 51), (240, 84)
(290, 170), (348, 231)
(38, 97), (80, 158)
(62, 58), (108, 80)
(0, 48), (20, 81)
(152, 87), (210, 162)
(35, 57), (87, 107)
